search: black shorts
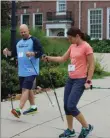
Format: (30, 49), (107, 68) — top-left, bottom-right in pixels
(19, 75), (36, 90)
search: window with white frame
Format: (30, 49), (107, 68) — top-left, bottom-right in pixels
(88, 9), (103, 39)
(107, 8), (110, 39)
(21, 14), (29, 25)
(57, 0), (66, 13)
(33, 14), (43, 29)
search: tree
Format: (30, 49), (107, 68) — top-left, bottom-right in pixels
(1, 1), (11, 27)
(1, 1), (21, 27)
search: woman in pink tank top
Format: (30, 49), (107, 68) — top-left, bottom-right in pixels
(43, 27), (95, 138)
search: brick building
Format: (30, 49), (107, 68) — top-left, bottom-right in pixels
(16, 0), (110, 39)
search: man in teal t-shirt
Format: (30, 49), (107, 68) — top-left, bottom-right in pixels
(3, 24), (43, 118)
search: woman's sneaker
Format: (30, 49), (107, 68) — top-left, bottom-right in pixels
(59, 128), (76, 138)
(78, 124), (93, 138)
(11, 108), (21, 118)
(23, 107), (37, 115)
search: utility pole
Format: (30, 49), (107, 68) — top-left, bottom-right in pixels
(11, 1), (16, 53)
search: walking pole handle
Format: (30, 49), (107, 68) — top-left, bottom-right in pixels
(42, 54), (49, 62)
(90, 85), (92, 90)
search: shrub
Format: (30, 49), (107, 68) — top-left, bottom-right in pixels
(89, 40), (110, 53)
(94, 57), (105, 75)
(1, 27), (110, 100)
(38, 67), (68, 88)
(1, 28), (11, 51)
(1, 56), (109, 100)
(1, 59), (19, 100)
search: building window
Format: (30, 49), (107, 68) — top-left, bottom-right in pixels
(107, 8), (110, 39)
(88, 9), (103, 39)
(33, 14), (43, 29)
(21, 14), (29, 25)
(56, 0), (66, 14)
(57, 32), (64, 36)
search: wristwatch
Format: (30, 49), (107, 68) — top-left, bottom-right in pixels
(86, 80), (92, 84)
(86, 80), (92, 90)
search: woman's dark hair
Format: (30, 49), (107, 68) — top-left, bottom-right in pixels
(67, 27), (85, 40)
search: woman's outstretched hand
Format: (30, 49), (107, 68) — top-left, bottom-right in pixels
(42, 54), (49, 62)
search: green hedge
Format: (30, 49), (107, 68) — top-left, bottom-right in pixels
(1, 59), (19, 100)
(38, 67), (68, 88)
(1, 57), (110, 100)
(89, 40), (110, 53)
(1, 27), (110, 100)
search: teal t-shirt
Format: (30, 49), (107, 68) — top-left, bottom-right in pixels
(14, 37), (43, 77)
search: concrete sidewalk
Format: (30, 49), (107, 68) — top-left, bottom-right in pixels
(1, 77), (110, 138)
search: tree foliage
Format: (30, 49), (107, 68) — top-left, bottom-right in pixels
(1, 1), (21, 27)
(1, 1), (11, 27)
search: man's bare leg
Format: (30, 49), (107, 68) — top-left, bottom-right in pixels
(19, 88), (30, 109)
(28, 90), (35, 105)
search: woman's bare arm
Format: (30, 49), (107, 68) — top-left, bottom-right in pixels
(86, 53), (95, 80)
(45, 49), (70, 63)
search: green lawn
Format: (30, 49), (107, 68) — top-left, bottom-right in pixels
(44, 38), (69, 54)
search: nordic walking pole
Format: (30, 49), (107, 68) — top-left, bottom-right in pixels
(44, 89), (54, 107)
(5, 55), (14, 110)
(90, 85), (110, 90)
(42, 55), (64, 121)
(28, 57), (54, 107)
